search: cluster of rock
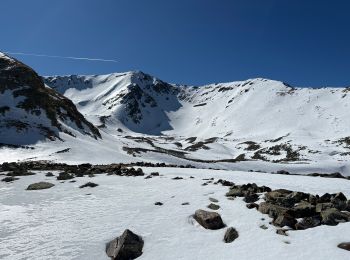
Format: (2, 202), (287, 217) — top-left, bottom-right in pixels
(259, 189), (350, 229)
(222, 181), (350, 231)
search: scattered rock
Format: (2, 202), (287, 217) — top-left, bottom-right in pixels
(1, 176), (19, 182)
(79, 182), (98, 188)
(276, 229), (288, 236)
(45, 172), (54, 177)
(154, 202), (163, 206)
(338, 242), (350, 251)
(193, 209), (225, 230)
(57, 172), (74, 180)
(259, 224), (268, 230)
(207, 203), (220, 210)
(172, 176), (183, 180)
(243, 193), (259, 203)
(246, 203), (259, 209)
(182, 202), (190, 205)
(209, 197), (219, 203)
(223, 227), (239, 243)
(106, 229), (144, 260)
(26, 182), (55, 190)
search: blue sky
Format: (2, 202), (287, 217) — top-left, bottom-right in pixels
(1, 0), (349, 87)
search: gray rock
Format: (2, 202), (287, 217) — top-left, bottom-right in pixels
(258, 202), (290, 219)
(26, 182), (54, 190)
(57, 172), (74, 180)
(292, 201), (316, 218)
(276, 229), (288, 236)
(246, 203), (259, 209)
(1, 176), (19, 182)
(321, 208), (350, 225)
(224, 227), (239, 243)
(79, 182), (98, 188)
(207, 203), (220, 210)
(295, 216), (321, 230)
(194, 209), (225, 230)
(243, 193), (259, 203)
(106, 229), (144, 260)
(209, 197), (219, 203)
(273, 213), (297, 228)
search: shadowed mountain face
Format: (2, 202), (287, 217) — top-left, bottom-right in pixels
(0, 52), (100, 145)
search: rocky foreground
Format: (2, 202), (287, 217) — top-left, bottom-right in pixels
(1, 162), (350, 259)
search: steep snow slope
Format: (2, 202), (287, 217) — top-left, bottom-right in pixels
(0, 52), (100, 145)
(44, 72), (181, 135)
(44, 72), (350, 141)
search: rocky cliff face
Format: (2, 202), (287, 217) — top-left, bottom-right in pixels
(0, 52), (100, 145)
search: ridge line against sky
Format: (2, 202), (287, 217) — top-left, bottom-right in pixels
(1, 0), (349, 87)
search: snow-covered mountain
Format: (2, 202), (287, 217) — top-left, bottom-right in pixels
(0, 52), (100, 145)
(1, 53), (350, 174)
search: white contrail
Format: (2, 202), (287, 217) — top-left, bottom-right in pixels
(3, 51), (118, 63)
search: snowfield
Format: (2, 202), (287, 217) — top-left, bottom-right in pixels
(1, 167), (350, 260)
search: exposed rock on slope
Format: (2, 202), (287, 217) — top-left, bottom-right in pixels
(0, 52), (100, 145)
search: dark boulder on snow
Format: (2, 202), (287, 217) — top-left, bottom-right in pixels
(26, 182), (54, 190)
(57, 172), (74, 180)
(207, 203), (220, 210)
(223, 227), (239, 243)
(1, 176), (19, 182)
(106, 229), (144, 260)
(79, 182), (98, 188)
(338, 242), (350, 251)
(194, 209), (225, 230)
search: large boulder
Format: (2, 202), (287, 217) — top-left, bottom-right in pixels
(223, 227), (239, 243)
(106, 229), (144, 260)
(26, 182), (54, 190)
(194, 209), (225, 230)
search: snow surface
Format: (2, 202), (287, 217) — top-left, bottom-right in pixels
(1, 167), (350, 260)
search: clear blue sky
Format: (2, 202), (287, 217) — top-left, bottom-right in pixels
(1, 0), (349, 87)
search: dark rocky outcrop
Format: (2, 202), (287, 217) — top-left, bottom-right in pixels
(0, 52), (100, 145)
(193, 209), (225, 230)
(106, 229), (144, 260)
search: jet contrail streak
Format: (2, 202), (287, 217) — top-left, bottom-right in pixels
(3, 51), (118, 63)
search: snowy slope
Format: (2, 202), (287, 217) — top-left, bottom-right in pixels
(0, 52), (100, 145)
(40, 71), (350, 175)
(1, 167), (350, 260)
